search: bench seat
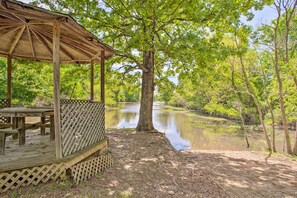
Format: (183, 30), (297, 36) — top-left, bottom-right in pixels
(0, 128), (24, 155)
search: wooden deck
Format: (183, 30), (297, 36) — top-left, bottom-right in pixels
(0, 128), (55, 172)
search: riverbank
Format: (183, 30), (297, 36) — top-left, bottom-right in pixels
(7, 129), (297, 197)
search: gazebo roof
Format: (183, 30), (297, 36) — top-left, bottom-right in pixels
(0, 0), (115, 64)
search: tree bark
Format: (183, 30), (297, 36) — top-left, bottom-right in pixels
(260, 66), (276, 152)
(294, 122), (297, 154)
(241, 63), (272, 151)
(234, 39), (272, 152)
(273, 8), (293, 154)
(136, 51), (156, 132)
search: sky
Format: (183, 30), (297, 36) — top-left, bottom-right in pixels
(241, 5), (276, 28)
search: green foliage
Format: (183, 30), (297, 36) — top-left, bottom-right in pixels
(0, 57), (139, 106)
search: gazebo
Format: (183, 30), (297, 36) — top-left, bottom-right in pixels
(0, 0), (115, 193)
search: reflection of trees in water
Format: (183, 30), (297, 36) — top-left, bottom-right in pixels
(174, 113), (210, 149)
(153, 111), (170, 130)
(105, 110), (120, 128)
(123, 112), (137, 123)
(174, 113), (247, 150)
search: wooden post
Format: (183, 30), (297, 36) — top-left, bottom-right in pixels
(100, 50), (105, 104)
(53, 21), (62, 159)
(90, 59), (94, 101)
(18, 117), (25, 145)
(7, 55), (12, 107)
(40, 116), (45, 135)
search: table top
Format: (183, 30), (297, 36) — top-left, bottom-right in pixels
(0, 107), (54, 117)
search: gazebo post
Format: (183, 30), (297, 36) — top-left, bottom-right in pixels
(100, 50), (105, 104)
(7, 55), (12, 108)
(53, 20), (62, 159)
(90, 59), (94, 101)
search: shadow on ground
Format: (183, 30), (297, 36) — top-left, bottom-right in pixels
(182, 150), (297, 198)
(5, 130), (297, 198)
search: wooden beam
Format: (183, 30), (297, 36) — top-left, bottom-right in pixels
(28, 20), (52, 25)
(9, 25), (25, 55)
(31, 26), (94, 59)
(53, 20), (62, 159)
(30, 27), (53, 57)
(30, 27), (75, 60)
(0, 11), (20, 22)
(0, 25), (15, 31)
(0, 26), (21, 40)
(33, 25), (97, 54)
(90, 59), (94, 101)
(100, 50), (105, 104)
(26, 25), (35, 59)
(7, 55), (12, 107)
(64, 22), (108, 50)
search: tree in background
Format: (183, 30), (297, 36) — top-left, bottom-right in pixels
(35, 0), (268, 132)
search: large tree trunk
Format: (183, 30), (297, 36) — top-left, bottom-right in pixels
(136, 51), (156, 132)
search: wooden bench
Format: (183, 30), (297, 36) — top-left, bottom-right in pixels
(0, 128), (23, 155)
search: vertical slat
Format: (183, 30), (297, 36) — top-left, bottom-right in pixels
(53, 20), (62, 159)
(100, 50), (105, 104)
(90, 59), (94, 101)
(7, 55), (12, 108)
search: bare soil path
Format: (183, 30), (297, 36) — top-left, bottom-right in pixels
(182, 150), (297, 197)
(3, 130), (297, 197)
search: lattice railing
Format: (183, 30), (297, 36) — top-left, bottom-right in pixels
(0, 163), (65, 193)
(70, 153), (113, 184)
(0, 99), (9, 123)
(60, 100), (105, 157)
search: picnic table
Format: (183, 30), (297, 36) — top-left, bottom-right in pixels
(0, 107), (54, 154)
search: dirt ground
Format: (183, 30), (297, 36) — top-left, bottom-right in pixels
(3, 130), (297, 197)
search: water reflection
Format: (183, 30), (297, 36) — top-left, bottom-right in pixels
(105, 102), (280, 152)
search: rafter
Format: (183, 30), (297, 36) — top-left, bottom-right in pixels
(26, 25), (35, 59)
(0, 26), (22, 40)
(30, 27), (53, 57)
(31, 26), (94, 59)
(31, 28), (76, 60)
(9, 25), (25, 54)
(63, 22), (106, 49)
(33, 26), (97, 55)
(0, 25), (14, 31)
(0, 11), (20, 22)
(28, 20), (52, 25)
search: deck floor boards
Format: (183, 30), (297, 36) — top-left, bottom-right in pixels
(0, 128), (55, 172)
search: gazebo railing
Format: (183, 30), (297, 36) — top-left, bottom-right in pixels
(0, 99), (9, 124)
(60, 99), (105, 157)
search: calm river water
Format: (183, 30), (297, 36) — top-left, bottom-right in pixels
(105, 102), (286, 151)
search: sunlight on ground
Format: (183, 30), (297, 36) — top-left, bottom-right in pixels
(225, 179), (249, 188)
(109, 180), (119, 187)
(124, 164), (132, 170)
(121, 187), (134, 197)
(140, 157), (158, 162)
